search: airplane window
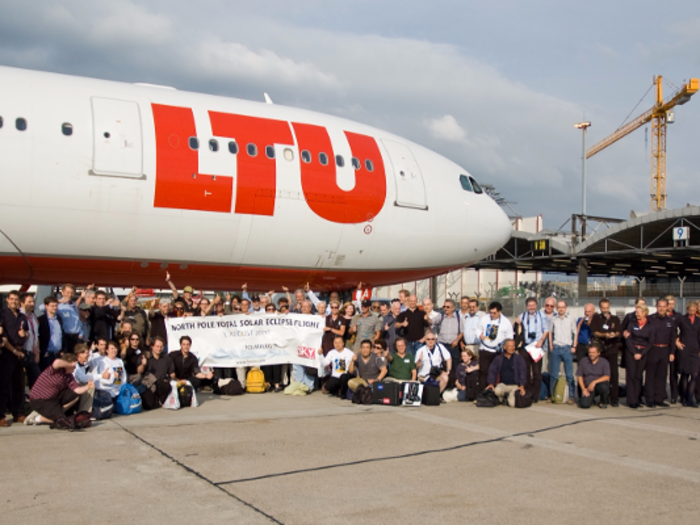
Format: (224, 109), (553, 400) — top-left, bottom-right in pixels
(0, 116), (3, 128)
(469, 176), (483, 194)
(61, 123), (73, 136)
(365, 159), (374, 172)
(16, 118), (27, 131)
(247, 143), (258, 157)
(188, 137), (199, 150)
(351, 157), (361, 170)
(301, 150), (312, 163)
(459, 174), (473, 192)
(335, 155), (345, 168)
(228, 141), (238, 154)
(265, 145), (275, 159)
(319, 152), (329, 165)
(283, 148), (294, 161)
(209, 139), (219, 152)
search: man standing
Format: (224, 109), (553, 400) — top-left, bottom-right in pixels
(422, 298), (441, 333)
(515, 298), (548, 402)
(91, 291), (120, 341)
(666, 295), (681, 403)
(460, 298), (482, 357)
(350, 300), (382, 353)
(476, 301), (513, 393)
(435, 299), (463, 363)
(590, 298), (622, 406)
(57, 284), (83, 352)
(20, 293), (41, 389)
(121, 290), (149, 341)
(645, 298), (676, 408)
(0, 291), (28, 426)
(485, 339), (527, 407)
(395, 295), (430, 355)
(38, 296), (64, 370)
(548, 300), (577, 405)
(380, 299), (402, 350)
(577, 342), (611, 409)
(575, 303), (596, 363)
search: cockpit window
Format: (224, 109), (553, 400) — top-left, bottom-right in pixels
(459, 174), (473, 192)
(469, 176), (483, 194)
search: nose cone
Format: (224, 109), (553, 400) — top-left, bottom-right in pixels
(475, 197), (512, 260)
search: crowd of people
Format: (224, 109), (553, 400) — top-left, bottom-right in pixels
(1, 276), (698, 429)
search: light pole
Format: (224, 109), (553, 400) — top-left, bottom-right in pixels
(574, 121), (591, 216)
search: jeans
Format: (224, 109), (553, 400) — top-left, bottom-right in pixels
(406, 340), (422, 357)
(550, 344), (575, 399)
(292, 364), (316, 392)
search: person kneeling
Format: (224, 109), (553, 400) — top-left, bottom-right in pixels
(577, 341), (611, 409)
(25, 353), (94, 427)
(348, 339), (388, 392)
(485, 339), (527, 407)
(320, 336), (355, 397)
(170, 336), (213, 391)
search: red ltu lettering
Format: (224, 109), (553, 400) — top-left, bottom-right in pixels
(292, 122), (386, 224)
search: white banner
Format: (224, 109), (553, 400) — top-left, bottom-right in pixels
(165, 313), (324, 368)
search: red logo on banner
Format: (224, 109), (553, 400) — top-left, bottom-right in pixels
(297, 346), (317, 359)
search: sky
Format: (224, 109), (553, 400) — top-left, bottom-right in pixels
(1, 0), (699, 228)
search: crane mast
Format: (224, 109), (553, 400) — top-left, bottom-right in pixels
(586, 76), (698, 212)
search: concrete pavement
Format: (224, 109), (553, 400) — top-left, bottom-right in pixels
(2, 393), (699, 524)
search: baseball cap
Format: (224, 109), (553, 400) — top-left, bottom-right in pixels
(361, 299), (372, 308)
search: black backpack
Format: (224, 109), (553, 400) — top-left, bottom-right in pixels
(476, 388), (499, 407)
(352, 385), (374, 405)
(220, 380), (244, 396)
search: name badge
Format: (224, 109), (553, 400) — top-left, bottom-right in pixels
(404, 359), (410, 363)
(602, 324), (609, 330)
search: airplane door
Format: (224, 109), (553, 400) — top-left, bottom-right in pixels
(381, 139), (427, 210)
(91, 97), (143, 177)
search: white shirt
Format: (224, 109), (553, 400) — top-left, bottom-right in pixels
(461, 311), (483, 345)
(476, 314), (513, 353)
(415, 343), (452, 378)
(321, 348), (355, 378)
(94, 357), (127, 397)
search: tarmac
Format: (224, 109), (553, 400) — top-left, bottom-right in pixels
(2, 392), (699, 525)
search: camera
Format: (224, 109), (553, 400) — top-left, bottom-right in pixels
(528, 332), (536, 340)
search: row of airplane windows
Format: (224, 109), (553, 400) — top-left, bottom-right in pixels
(0, 116), (482, 193)
(0, 117), (375, 172)
(187, 136), (374, 172)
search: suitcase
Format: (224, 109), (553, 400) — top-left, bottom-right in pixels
(402, 382), (423, 406)
(422, 383), (441, 406)
(372, 381), (401, 405)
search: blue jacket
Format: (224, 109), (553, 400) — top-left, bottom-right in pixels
(487, 352), (527, 387)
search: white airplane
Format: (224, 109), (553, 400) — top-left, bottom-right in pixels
(0, 66), (511, 291)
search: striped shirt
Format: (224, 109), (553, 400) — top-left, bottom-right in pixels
(30, 365), (79, 401)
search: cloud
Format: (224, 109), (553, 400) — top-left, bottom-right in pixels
(426, 115), (467, 143)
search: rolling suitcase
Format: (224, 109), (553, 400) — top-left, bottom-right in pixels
(372, 381), (401, 405)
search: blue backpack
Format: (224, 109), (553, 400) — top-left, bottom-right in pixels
(114, 383), (142, 415)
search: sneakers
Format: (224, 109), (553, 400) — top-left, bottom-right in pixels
(598, 403), (608, 409)
(24, 411), (40, 426)
(566, 399), (575, 405)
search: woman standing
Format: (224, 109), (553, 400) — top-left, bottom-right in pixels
(625, 304), (654, 409)
(321, 301), (346, 355)
(676, 301), (700, 408)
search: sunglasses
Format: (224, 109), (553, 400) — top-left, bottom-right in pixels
(130, 337), (139, 341)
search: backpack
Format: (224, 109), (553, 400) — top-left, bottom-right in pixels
(246, 368), (267, 393)
(92, 389), (114, 420)
(552, 376), (568, 404)
(178, 383), (194, 407)
(351, 384), (374, 405)
(219, 379), (244, 396)
(476, 388), (499, 407)
(114, 383), (142, 415)
(74, 411), (93, 429)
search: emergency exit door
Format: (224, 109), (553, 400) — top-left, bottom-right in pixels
(91, 97), (143, 177)
(381, 139), (427, 210)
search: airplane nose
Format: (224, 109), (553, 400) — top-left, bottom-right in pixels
(480, 198), (512, 257)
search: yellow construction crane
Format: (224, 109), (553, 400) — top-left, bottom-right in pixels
(586, 75), (698, 211)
